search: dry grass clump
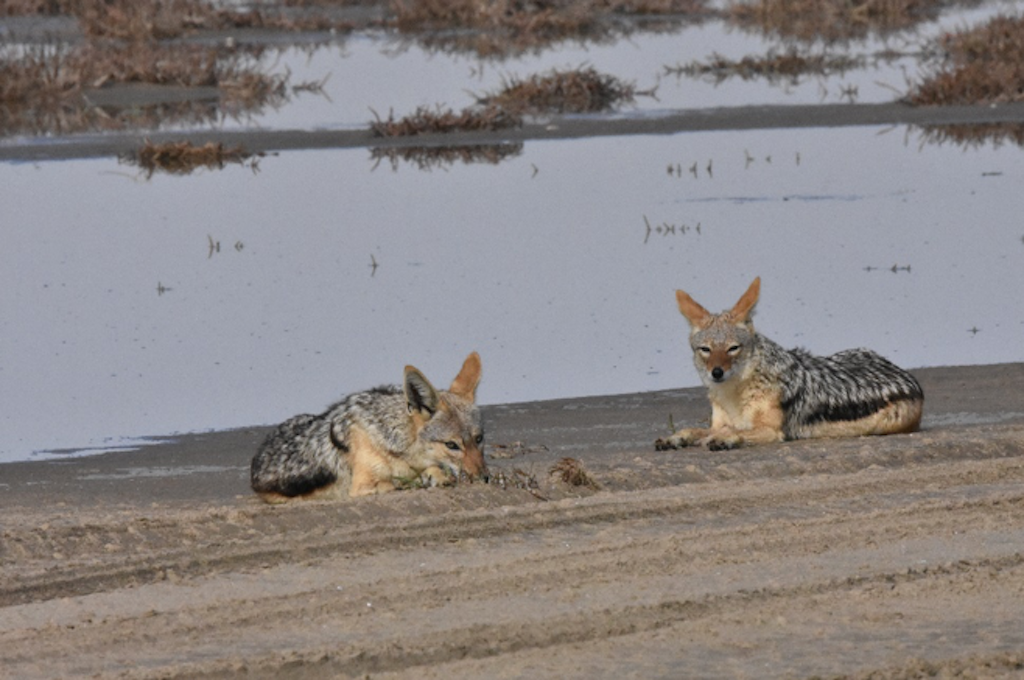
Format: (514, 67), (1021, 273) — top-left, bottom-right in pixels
(280, 0), (370, 5)
(0, 44), (117, 134)
(74, 0), (211, 40)
(73, 0), (348, 41)
(0, 20), (228, 97)
(0, 40), (299, 134)
(726, 0), (942, 42)
(370, 143), (523, 170)
(370, 104), (520, 137)
(84, 43), (297, 96)
(122, 140), (263, 176)
(0, 14), (332, 135)
(549, 457), (599, 489)
(0, 45), (221, 133)
(0, 44), (77, 106)
(390, 0), (594, 34)
(391, 0), (554, 57)
(85, 42), (222, 87)
(667, 49), (861, 83)
(391, 0), (704, 31)
(2, 0), (352, 37)
(390, 0), (707, 56)
(600, 0), (706, 12)
(220, 69), (289, 109)
(477, 67), (640, 114)
(368, 66), (636, 138)
(0, 0), (62, 14)
(908, 15), (1024, 106)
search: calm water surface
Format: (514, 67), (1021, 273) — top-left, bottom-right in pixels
(2, 6), (1024, 462)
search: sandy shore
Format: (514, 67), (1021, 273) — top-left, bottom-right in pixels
(2, 362), (1024, 678)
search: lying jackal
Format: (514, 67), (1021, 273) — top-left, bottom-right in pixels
(656, 278), (923, 451)
(251, 352), (487, 502)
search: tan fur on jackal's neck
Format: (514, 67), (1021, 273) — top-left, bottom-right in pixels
(672, 277), (780, 444)
(705, 355), (786, 440)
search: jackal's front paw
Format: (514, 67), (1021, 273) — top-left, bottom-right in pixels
(350, 480), (397, 497)
(420, 466), (455, 488)
(703, 433), (742, 451)
(655, 429), (702, 451)
(654, 436), (682, 451)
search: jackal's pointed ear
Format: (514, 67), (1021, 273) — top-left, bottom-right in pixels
(730, 277), (761, 322)
(675, 289), (711, 327)
(449, 351), (482, 403)
(404, 366), (440, 416)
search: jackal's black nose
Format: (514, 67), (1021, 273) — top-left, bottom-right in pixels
(711, 367), (724, 381)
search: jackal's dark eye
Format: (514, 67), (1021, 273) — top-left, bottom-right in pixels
(444, 441), (460, 451)
(727, 345), (741, 354)
(698, 346), (711, 355)
(475, 433), (484, 445)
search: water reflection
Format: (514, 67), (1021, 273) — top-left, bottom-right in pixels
(3, 6), (1008, 140)
(4, 1), (1024, 463)
(119, 140), (265, 177)
(369, 143), (524, 171)
(3, 124), (1023, 462)
(913, 123), (1024, 149)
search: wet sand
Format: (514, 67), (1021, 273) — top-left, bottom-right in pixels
(5, 99), (1024, 162)
(3, 362), (1024, 678)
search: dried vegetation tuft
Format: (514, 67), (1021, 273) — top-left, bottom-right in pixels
(725, 0), (960, 42)
(666, 48), (861, 84)
(908, 15), (1024, 106)
(0, 0), (340, 135)
(389, 0), (708, 56)
(370, 104), (521, 137)
(369, 65), (641, 142)
(549, 457), (599, 489)
(2, 0), (354, 40)
(477, 67), (641, 114)
(0, 41), (305, 134)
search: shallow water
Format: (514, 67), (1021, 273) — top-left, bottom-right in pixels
(187, 1), (1024, 133)
(4, 123), (1023, 462)
(3, 5), (1024, 462)
(182, 19), (950, 133)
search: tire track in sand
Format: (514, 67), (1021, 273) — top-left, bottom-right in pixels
(2, 455), (1024, 678)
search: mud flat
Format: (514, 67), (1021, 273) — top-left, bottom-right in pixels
(2, 363), (1024, 678)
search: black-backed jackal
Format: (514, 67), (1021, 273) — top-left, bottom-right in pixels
(251, 352), (487, 502)
(656, 278), (923, 451)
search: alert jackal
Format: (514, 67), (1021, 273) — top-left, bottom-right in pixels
(251, 352), (487, 502)
(655, 278), (923, 451)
